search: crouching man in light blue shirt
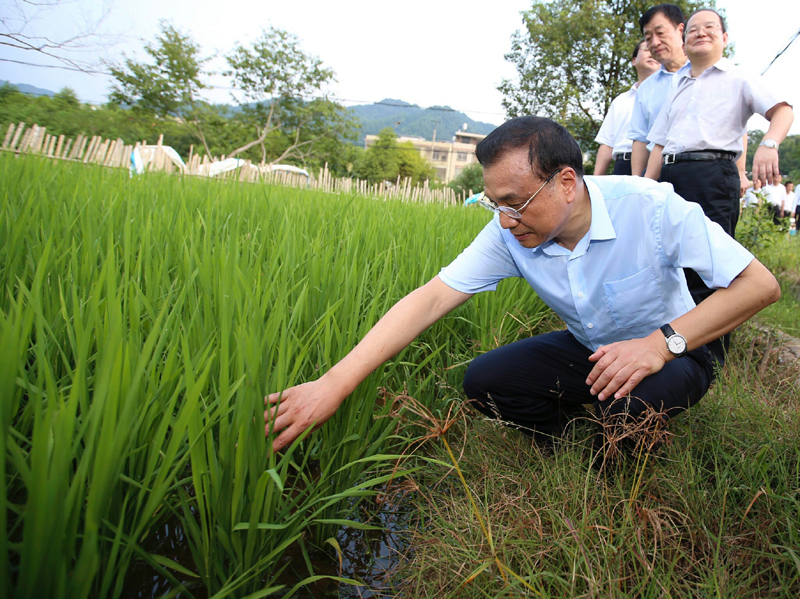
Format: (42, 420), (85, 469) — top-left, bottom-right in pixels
(265, 117), (780, 457)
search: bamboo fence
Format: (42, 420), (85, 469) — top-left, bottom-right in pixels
(2, 122), (468, 206)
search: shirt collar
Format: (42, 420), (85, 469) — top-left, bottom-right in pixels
(711, 56), (731, 71)
(658, 61), (691, 77)
(539, 178), (616, 258)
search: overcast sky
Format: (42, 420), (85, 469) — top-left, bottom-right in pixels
(1, 0), (798, 134)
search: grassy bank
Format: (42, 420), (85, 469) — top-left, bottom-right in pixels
(389, 210), (800, 597)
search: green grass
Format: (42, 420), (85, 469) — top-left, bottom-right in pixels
(0, 153), (549, 597)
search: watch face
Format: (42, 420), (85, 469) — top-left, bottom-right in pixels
(667, 335), (687, 354)
(761, 139), (778, 149)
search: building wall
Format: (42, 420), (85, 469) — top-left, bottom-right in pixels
(364, 131), (486, 184)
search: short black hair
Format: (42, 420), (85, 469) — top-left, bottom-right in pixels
(476, 116), (584, 180)
(632, 39), (646, 60)
(640, 3), (685, 34)
(685, 8), (727, 37)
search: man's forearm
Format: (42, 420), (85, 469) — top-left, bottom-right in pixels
(631, 141), (649, 176)
(643, 145), (664, 180)
(594, 145), (613, 175)
(669, 259), (780, 352)
(323, 276), (472, 395)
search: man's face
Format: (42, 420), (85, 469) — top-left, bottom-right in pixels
(633, 44), (660, 77)
(643, 12), (685, 65)
(684, 10), (727, 63)
(775, 173), (783, 185)
(787, 183), (795, 193)
(482, 148), (571, 249)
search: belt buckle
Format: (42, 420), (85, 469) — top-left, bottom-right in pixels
(663, 153), (675, 165)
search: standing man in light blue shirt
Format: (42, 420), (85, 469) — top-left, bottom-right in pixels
(264, 117), (780, 454)
(629, 4), (690, 176)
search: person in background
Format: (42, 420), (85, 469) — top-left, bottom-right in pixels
(594, 41), (660, 175)
(785, 181), (798, 232)
(763, 173), (788, 225)
(629, 4), (691, 176)
(643, 8), (792, 361)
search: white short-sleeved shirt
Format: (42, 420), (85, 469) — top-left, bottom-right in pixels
(439, 176), (754, 351)
(595, 85), (638, 156)
(785, 190), (798, 212)
(763, 183), (787, 208)
(742, 187), (760, 208)
(648, 58), (786, 157)
(628, 62), (692, 143)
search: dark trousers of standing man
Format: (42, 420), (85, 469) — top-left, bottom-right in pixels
(660, 155), (740, 360)
(463, 330), (716, 441)
(612, 152), (633, 176)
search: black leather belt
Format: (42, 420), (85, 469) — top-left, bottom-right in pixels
(662, 150), (737, 165)
(614, 152), (632, 161)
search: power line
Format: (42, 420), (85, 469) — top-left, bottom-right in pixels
(761, 27), (800, 75)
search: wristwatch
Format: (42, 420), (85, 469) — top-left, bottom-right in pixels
(759, 138), (779, 150)
(660, 324), (687, 358)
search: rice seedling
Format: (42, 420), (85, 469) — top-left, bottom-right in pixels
(1, 153), (548, 597)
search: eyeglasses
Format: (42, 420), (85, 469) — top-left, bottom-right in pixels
(474, 169), (562, 220)
(685, 23), (723, 38)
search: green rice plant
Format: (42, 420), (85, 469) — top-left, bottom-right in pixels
(1, 153), (550, 596)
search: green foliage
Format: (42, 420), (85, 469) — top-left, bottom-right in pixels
(737, 196), (788, 258)
(353, 127), (435, 185)
(108, 21), (206, 119)
(448, 162), (484, 196)
(500, 0), (718, 154)
(1, 153), (548, 597)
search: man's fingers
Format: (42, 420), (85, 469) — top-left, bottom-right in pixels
(270, 424), (303, 453)
(265, 391), (285, 405)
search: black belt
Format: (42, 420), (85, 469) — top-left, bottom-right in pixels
(662, 150), (737, 165)
(614, 152), (632, 161)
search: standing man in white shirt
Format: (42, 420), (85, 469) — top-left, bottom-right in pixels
(763, 173), (788, 225)
(629, 4), (691, 176)
(594, 41), (660, 175)
(785, 181), (798, 232)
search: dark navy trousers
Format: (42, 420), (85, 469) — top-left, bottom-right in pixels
(463, 330), (716, 437)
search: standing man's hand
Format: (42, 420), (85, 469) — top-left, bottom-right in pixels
(752, 146), (779, 189)
(265, 377), (347, 452)
(739, 171), (751, 198)
(586, 334), (669, 401)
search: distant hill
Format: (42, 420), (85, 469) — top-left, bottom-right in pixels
(348, 99), (497, 144)
(0, 84), (497, 143)
(1, 81), (57, 97)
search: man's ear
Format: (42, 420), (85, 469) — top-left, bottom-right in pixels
(560, 168), (578, 200)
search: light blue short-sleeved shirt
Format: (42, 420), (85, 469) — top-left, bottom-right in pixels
(438, 176), (754, 351)
(628, 62), (692, 143)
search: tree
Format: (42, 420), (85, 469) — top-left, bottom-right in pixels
(1, 0), (114, 72)
(108, 22), (213, 154)
(499, 0), (716, 154)
(449, 162), (484, 196)
(355, 128), (400, 183)
(224, 27), (358, 165)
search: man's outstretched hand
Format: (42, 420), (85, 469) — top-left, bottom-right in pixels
(586, 334), (669, 401)
(265, 378), (346, 452)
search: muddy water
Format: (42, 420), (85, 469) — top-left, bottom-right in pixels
(123, 493), (413, 598)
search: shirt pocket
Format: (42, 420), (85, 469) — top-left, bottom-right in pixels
(603, 266), (665, 330)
